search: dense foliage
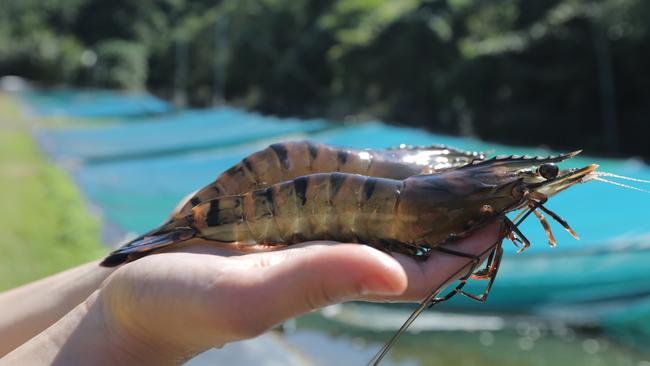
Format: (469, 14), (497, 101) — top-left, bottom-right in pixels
(1, 0), (649, 158)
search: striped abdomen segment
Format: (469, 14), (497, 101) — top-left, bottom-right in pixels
(177, 141), (480, 218)
(191, 173), (405, 247)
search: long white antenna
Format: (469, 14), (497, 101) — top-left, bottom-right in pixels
(593, 177), (650, 193)
(594, 171), (650, 183)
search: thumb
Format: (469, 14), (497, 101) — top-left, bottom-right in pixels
(249, 243), (408, 325)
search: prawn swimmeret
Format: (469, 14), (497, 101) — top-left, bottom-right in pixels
(100, 141), (630, 365)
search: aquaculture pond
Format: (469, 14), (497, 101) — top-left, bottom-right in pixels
(20, 90), (650, 365)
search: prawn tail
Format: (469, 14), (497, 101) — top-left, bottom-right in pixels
(100, 226), (196, 267)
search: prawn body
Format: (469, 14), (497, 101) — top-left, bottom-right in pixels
(191, 171), (518, 254)
(102, 148), (595, 265)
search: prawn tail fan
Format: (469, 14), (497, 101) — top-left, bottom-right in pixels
(100, 227), (197, 267)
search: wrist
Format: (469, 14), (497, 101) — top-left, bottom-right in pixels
(0, 260), (118, 357)
(58, 291), (173, 366)
(1, 290), (161, 365)
(95, 291), (200, 365)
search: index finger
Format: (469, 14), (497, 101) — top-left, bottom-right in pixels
(362, 221), (504, 302)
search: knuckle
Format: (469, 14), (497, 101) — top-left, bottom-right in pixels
(305, 284), (337, 310)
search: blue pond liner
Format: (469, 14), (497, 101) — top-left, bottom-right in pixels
(75, 145), (256, 233)
(21, 89), (171, 117)
(37, 107), (330, 162)
(23, 90), (650, 331)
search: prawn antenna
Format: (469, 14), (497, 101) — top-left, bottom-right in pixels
(595, 171), (650, 184)
(592, 176), (650, 194)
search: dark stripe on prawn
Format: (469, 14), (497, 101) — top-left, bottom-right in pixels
(337, 150), (349, 167)
(294, 176), (309, 205)
(205, 197), (242, 226)
(270, 143), (290, 170)
(306, 141), (319, 161)
(206, 200), (221, 226)
(363, 177), (378, 200)
(329, 173), (347, 200)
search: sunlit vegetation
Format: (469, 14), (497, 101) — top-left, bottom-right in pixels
(0, 94), (105, 290)
(1, 0), (648, 158)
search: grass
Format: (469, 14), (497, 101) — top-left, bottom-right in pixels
(0, 93), (106, 291)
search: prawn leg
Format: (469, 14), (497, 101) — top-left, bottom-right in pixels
(369, 233), (505, 366)
(506, 213), (532, 252)
(537, 204), (580, 239)
(428, 240), (504, 306)
(457, 244), (503, 302)
(533, 209), (557, 246)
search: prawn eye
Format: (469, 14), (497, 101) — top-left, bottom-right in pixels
(538, 163), (559, 180)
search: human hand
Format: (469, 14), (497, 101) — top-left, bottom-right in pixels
(91, 222), (502, 364)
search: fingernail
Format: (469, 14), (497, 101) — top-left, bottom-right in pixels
(358, 247), (405, 296)
(361, 277), (403, 296)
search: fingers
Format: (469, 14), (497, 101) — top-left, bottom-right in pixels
(371, 221), (503, 302)
(246, 221), (501, 307)
(209, 221), (502, 332)
(235, 221), (501, 327)
(241, 243), (408, 330)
